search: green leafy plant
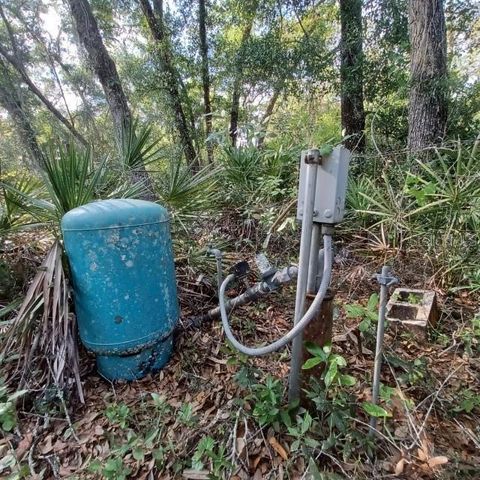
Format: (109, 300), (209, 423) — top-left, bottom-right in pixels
(303, 343), (356, 389)
(120, 119), (164, 170)
(303, 344), (374, 459)
(177, 402), (197, 427)
(379, 384), (397, 404)
(220, 146), (263, 196)
(0, 173), (45, 234)
(151, 393), (172, 416)
(460, 314), (480, 355)
(249, 375), (289, 428)
(89, 457), (132, 480)
(0, 382), (27, 432)
(105, 402), (130, 429)
(353, 169), (415, 250)
(362, 402), (391, 418)
(191, 436), (230, 477)
(345, 293), (379, 334)
(386, 354), (428, 387)
(405, 141), (480, 286)
(156, 159), (219, 232)
(287, 411), (320, 452)
(452, 389), (480, 414)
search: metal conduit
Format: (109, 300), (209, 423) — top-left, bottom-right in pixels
(219, 234), (332, 357)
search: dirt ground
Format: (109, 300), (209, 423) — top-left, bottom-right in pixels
(1, 232), (480, 479)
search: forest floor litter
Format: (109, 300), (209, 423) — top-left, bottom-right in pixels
(1, 231), (479, 479)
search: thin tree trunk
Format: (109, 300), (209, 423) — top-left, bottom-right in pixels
(67, 0), (132, 146)
(68, 0), (156, 199)
(408, 0), (448, 152)
(53, 54), (96, 124)
(5, 6), (97, 128)
(0, 44), (88, 147)
(199, 0), (213, 163)
(0, 67), (44, 170)
(340, 0), (365, 153)
(229, 9), (257, 147)
(138, 0), (200, 171)
(257, 87), (281, 149)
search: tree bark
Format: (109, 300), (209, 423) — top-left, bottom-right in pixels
(138, 0), (200, 171)
(257, 87), (281, 149)
(67, 0), (156, 199)
(67, 0), (132, 146)
(407, 0), (448, 152)
(0, 43), (88, 148)
(0, 66), (44, 170)
(198, 0), (213, 163)
(229, 9), (257, 147)
(340, 0), (365, 153)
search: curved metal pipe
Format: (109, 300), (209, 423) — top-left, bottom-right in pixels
(219, 235), (333, 356)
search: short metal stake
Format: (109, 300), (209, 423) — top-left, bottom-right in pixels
(369, 266), (397, 435)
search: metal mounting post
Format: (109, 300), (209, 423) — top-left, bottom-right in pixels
(369, 266), (398, 435)
(288, 150), (320, 403)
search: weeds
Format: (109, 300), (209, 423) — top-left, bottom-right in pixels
(0, 381), (27, 432)
(452, 389), (480, 414)
(347, 140), (480, 289)
(460, 313), (480, 354)
(249, 375), (288, 428)
(105, 402), (131, 429)
(177, 402), (197, 427)
(345, 293), (379, 346)
(192, 436), (231, 477)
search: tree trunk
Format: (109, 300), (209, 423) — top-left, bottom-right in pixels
(198, 0), (213, 163)
(229, 10), (257, 147)
(0, 67), (44, 170)
(7, 7), (97, 127)
(138, 0), (200, 171)
(257, 87), (281, 149)
(53, 54), (96, 124)
(68, 0), (156, 198)
(0, 44), (88, 148)
(67, 0), (132, 146)
(407, 0), (448, 152)
(340, 0), (365, 153)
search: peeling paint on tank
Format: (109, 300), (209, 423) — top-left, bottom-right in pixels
(61, 199), (179, 381)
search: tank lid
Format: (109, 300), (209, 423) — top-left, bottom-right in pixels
(61, 199), (169, 231)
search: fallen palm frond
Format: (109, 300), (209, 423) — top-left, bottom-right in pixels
(0, 241), (84, 403)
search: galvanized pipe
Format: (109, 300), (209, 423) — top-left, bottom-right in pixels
(207, 247), (223, 292)
(288, 219), (321, 402)
(307, 224), (321, 294)
(369, 265), (393, 434)
(185, 265), (298, 327)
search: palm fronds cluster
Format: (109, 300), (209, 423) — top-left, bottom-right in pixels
(345, 138), (480, 287)
(1, 241), (83, 402)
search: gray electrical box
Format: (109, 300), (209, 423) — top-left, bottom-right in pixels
(296, 146), (351, 224)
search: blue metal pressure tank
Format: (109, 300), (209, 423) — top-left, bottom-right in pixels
(61, 199), (179, 381)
